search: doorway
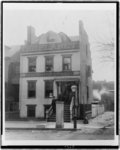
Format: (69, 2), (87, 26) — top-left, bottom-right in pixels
(27, 105), (36, 118)
(57, 81), (79, 105)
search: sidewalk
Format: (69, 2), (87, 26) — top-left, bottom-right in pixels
(5, 112), (114, 130)
(5, 119), (104, 130)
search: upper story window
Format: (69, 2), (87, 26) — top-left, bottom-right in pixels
(45, 56), (53, 72)
(28, 57), (36, 72)
(45, 80), (53, 98)
(28, 81), (36, 98)
(63, 55), (71, 71)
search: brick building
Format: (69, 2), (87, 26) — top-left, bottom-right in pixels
(19, 21), (93, 120)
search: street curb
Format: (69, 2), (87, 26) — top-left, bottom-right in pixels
(5, 128), (81, 131)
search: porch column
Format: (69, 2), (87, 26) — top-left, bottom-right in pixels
(58, 82), (61, 95)
(56, 101), (64, 128)
(53, 81), (57, 97)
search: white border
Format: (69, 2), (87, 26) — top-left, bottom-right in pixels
(2, 136), (119, 146)
(3, 3), (116, 11)
(2, 2), (118, 146)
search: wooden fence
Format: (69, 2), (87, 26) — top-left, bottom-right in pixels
(92, 104), (104, 118)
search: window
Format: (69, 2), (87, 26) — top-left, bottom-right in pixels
(47, 36), (55, 42)
(45, 56), (53, 72)
(28, 81), (36, 98)
(28, 57), (36, 72)
(27, 105), (36, 117)
(63, 56), (71, 71)
(45, 80), (53, 98)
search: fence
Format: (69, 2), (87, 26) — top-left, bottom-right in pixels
(92, 104), (104, 118)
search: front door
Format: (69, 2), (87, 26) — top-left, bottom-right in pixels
(57, 81), (79, 105)
(27, 105), (36, 118)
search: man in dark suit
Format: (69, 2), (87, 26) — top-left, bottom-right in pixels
(51, 96), (56, 113)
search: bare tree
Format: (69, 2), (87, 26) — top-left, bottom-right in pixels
(93, 12), (115, 63)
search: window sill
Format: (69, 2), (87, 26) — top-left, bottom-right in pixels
(27, 97), (36, 99)
(45, 71), (54, 72)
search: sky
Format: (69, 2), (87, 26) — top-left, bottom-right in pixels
(3, 3), (116, 81)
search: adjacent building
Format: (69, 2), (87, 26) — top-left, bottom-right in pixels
(5, 45), (21, 119)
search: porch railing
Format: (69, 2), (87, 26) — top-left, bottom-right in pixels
(46, 104), (53, 120)
(46, 99), (57, 120)
(46, 97), (74, 121)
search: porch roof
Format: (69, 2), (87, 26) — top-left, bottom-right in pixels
(54, 78), (80, 82)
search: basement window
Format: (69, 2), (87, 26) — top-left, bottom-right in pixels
(45, 80), (53, 98)
(28, 81), (36, 98)
(28, 57), (36, 72)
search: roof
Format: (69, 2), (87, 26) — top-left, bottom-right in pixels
(5, 45), (21, 58)
(69, 36), (79, 41)
(35, 31), (71, 44)
(21, 41), (79, 53)
(22, 31), (79, 53)
(11, 50), (21, 62)
(5, 45), (21, 62)
(5, 45), (11, 51)
(5, 32), (80, 56)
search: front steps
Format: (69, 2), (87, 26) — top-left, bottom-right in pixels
(47, 104), (71, 122)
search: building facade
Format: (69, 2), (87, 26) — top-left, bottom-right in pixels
(5, 46), (21, 119)
(19, 21), (92, 119)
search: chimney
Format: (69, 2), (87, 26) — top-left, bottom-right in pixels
(79, 20), (87, 105)
(79, 20), (93, 106)
(27, 26), (36, 44)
